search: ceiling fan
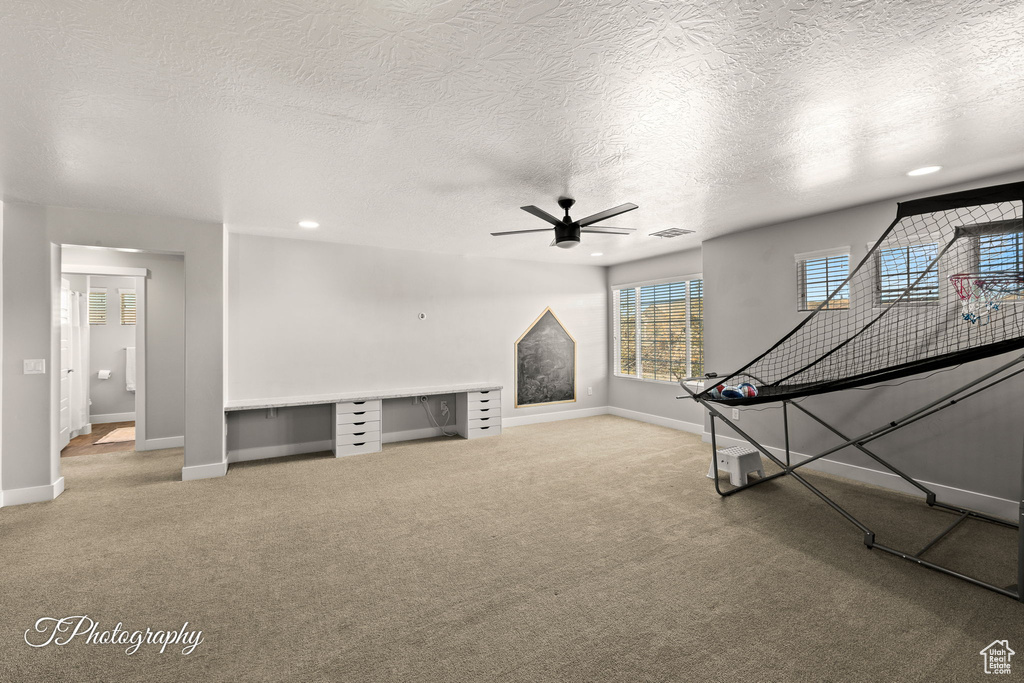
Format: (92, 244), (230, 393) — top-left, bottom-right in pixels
(491, 197), (638, 249)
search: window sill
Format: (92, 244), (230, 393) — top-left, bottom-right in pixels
(613, 374), (704, 389)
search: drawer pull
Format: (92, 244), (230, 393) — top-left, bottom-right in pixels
(479, 391), (490, 395)
(354, 442), (365, 446)
(353, 401), (365, 405)
(479, 417), (490, 422)
(480, 426), (490, 431)
(353, 432), (365, 436)
(479, 400), (490, 404)
(354, 421), (365, 426)
(354, 411), (365, 415)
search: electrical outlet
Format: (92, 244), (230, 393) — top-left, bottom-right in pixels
(587, 387), (593, 396)
(440, 401), (448, 414)
(732, 408), (740, 420)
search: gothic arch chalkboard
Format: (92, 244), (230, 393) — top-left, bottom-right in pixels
(514, 307), (576, 408)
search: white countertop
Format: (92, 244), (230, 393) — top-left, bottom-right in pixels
(225, 383), (503, 411)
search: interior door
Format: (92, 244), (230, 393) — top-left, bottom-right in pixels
(59, 278), (71, 450)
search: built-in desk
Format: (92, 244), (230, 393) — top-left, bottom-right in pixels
(225, 383), (502, 458)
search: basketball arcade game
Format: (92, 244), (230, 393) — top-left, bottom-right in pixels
(682, 182), (1024, 600)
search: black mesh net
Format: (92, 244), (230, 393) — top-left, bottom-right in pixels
(699, 182), (1024, 405)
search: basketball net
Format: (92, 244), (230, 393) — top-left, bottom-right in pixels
(949, 272), (1024, 325)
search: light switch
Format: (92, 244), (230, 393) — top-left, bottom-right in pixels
(24, 359), (46, 375)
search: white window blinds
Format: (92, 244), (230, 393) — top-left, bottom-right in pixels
(614, 277), (704, 382)
(798, 254), (850, 311)
(89, 290), (107, 325)
(120, 290), (137, 326)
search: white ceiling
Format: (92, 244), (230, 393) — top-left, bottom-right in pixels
(1, 1), (1023, 265)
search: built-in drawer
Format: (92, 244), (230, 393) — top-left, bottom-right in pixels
(469, 415), (499, 428)
(336, 419), (380, 435)
(334, 440), (382, 457)
(467, 424), (501, 439)
(337, 409), (381, 425)
(468, 397), (500, 410)
(337, 399), (382, 414)
(468, 406), (499, 419)
(467, 390), (498, 401)
(336, 428), (381, 447)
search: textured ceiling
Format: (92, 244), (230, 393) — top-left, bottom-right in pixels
(1, 1), (1023, 264)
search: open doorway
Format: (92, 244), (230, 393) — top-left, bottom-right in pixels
(60, 272), (141, 457)
(58, 246), (185, 470)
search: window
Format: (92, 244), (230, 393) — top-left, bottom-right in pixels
(978, 230), (1023, 275)
(797, 252), (849, 311)
(88, 290), (107, 325)
(120, 290), (137, 326)
(613, 276), (704, 382)
(875, 244), (939, 305)
(978, 227), (1024, 302)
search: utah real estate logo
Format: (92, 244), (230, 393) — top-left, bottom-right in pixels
(980, 640), (1014, 675)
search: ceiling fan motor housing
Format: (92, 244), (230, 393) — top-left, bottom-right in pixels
(554, 222), (581, 248)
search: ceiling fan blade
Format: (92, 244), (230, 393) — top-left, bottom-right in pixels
(581, 226), (637, 232)
(577, 203), (639, 227)
(490, 228), (554, 236)
(580, 229), (632, 235)
(521, 205), (563, 226)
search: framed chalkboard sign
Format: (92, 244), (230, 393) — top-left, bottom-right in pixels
(515, 308), (576, 408)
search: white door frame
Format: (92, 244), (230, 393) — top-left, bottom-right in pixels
(61, 264), (154, 450)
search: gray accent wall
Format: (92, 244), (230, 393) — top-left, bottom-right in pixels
(607, 247), (704, 427)
(62, 247), (186, 440)
(703, 170), (1024, 502)
(227, 233), (607, 450)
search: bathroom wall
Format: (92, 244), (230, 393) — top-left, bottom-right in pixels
(87, 276), (137, 421)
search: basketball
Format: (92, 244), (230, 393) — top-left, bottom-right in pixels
(707, 384), (725, 399)
(738, 382), (758, 398)
(721, 385), (744, 399)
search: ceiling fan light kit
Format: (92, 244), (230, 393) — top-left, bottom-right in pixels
(492, 197), (639, 249)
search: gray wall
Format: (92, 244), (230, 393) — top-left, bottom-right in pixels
(1, 202), (225, 497)
(607, 247), (704, 427)
(2, 202), (60, 492)
(227, 233), (607, 449)
(86, 276), (138, 418)
(62, 247), (186, 440)
(703, 170), (1024, 502)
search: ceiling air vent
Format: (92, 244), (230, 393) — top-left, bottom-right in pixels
(648, 228), (694, 238)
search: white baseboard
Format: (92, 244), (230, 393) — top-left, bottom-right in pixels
(503, 406), (609, 428)
(136, 435), (184, 451)
(703, 432), (1018, 522)
(227, 439), (333, 464)
(90, 412), (136, 424)
(1, 477), (65, 507)
(608, 407), (703, 434)
(181, 460), (228, 481)
(383, 427), (446, 443)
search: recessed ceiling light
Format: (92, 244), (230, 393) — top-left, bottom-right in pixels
(298, 220), (320, 229)
(907, 166), (942, 177)
(591, 252), (603, 257)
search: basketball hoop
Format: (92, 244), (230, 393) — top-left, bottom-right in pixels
(949, 271), (1024, 324)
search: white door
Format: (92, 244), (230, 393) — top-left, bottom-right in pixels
(59, 278), (71, 450)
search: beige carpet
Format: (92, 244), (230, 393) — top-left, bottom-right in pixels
(93, 426), (135, 444)
(2, 415), (1022, 682)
